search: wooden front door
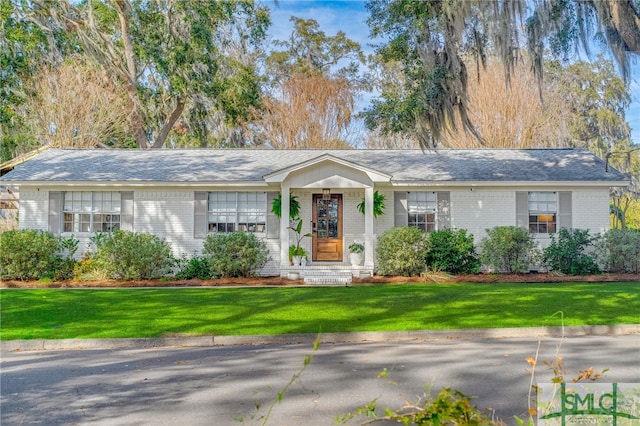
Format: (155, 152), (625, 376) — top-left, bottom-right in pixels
(312, 194), (343, 261)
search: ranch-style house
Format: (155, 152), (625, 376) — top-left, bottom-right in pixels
(1, 148), (629, 280)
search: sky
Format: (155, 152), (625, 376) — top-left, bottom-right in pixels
(267, 0), (640, 147)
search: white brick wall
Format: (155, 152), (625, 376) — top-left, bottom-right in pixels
(134, 190), (200, 256)
(376, 187), (612, 250)
(573, 189), (610, 234)
(451, 189), (516, 243)
(14, 185), (614, 275)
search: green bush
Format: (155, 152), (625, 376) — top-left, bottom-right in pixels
(480, 226), (536, 273)
(426, 228), (480, 274)
(0, 229), (77, 280)
(375, 226), (430, 276)
(340, 387), (494, 424)
(202, 232), (269, 278)
(175, 254), (213, 280)
(50, 237), (80, 281)
(543, 228), (599, 275)
(595, 228), (640, 273)
(90, 230), (174, 280)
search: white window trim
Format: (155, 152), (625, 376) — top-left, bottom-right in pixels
(207, 191), (268, 234)
(528, 191), (557, 234)
(407, 191), (438, 232)
(62, 191), (122, 234)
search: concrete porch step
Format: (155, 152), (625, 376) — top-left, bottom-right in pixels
(303, 270), (353, 286)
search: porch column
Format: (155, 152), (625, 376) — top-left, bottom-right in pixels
(364, 186), (374, 267)
(279, 185), (290, 270)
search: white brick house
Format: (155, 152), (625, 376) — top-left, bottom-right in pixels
(1, 148), (629, 277)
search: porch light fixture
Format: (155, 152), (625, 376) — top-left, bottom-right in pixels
(322, 188), (331, 200)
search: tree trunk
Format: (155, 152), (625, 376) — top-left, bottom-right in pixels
(115, 0), (150, 148)
(152, 98), (186, 148)
(608, 0), (640, 54)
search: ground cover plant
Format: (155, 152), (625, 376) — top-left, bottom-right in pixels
(1, 282), (638, 340)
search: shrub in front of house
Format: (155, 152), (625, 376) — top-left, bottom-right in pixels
(0, 229), (77, 281)
(175, 254), (214, 280)
(202, 232), (269, 278)
(375, 226), (430, 276)
(90, 230), (174, 280)
(543, 228), (599, 275)
(50, 237), (80, 281)
(479, 226), (536, 273)
(595, 228), (640, 273)
(425, 228), (480, 274)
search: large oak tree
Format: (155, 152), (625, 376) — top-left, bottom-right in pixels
(25, 0), (270, 149)
(364, 0), (640, 149)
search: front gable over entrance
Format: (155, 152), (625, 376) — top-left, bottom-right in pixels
(264, 154), (391, 186)
(264, 155), (388, 270)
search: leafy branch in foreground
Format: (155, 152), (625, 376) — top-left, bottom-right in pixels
(336, 383), (499, 425)
(521, 311), (609, 425)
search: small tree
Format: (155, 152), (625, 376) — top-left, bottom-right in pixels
(480, 226), (536, 273)
(375, 226), (429, 276)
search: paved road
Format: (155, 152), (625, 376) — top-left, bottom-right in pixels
(2, 334), (639, 425)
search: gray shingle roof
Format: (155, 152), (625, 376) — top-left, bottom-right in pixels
(1, 148), (628, 183)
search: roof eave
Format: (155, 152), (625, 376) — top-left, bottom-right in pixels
(9, 180), (272, 188)
(390, 180), (630, 187)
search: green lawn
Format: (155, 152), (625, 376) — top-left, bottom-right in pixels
(1, 282), (639, 340)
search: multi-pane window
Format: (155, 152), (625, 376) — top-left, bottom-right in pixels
(528, 192), (556, 233)
(208, 192), (267, 233)
(63, 191), (121, 233)
(407, 192), (437, 232)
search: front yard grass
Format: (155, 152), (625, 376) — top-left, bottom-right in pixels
(1, 282), (638, 340)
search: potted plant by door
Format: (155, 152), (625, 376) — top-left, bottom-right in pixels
(290, 246), (307, 266)
(348, 241), (364, 266)
(288, 219), (311, 266)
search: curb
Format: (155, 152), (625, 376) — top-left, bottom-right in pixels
(2, 324), (639, 352)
